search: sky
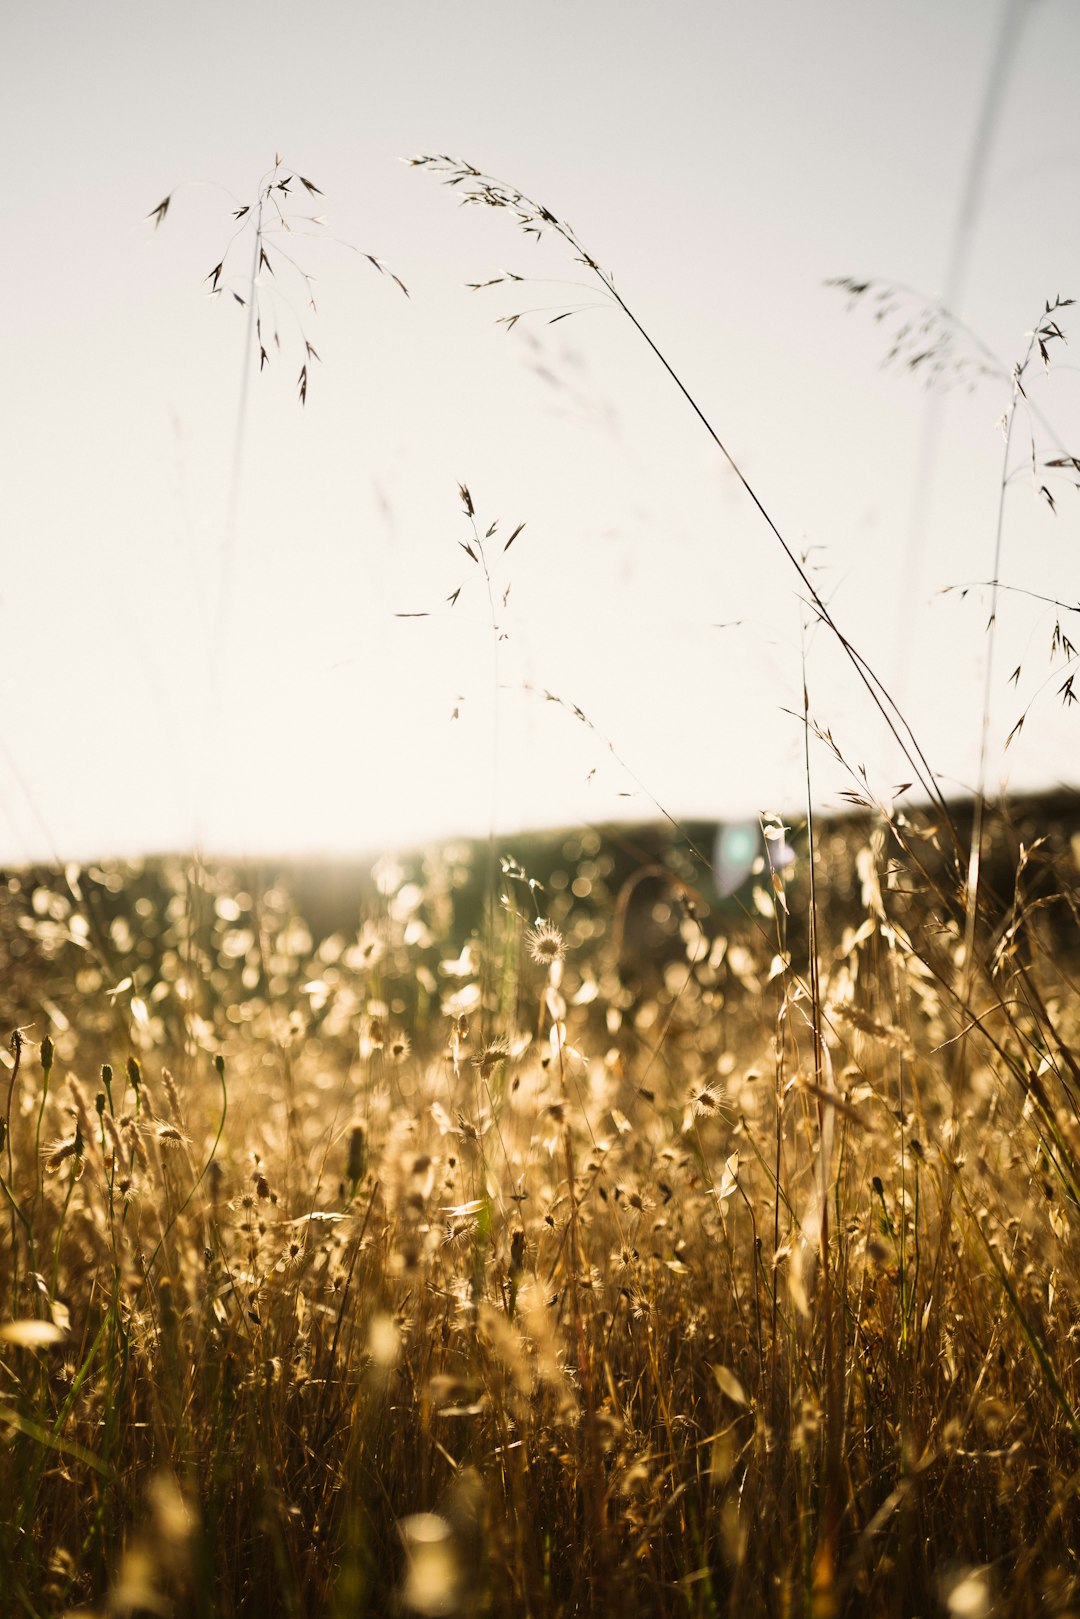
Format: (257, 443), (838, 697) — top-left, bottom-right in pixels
(3, 0), (1080, 863)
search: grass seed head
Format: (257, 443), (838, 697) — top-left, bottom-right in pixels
(472, 1037), (510, 1080)
(346, 1123), (367, 1185)
(526, 919), (565, 967)
(42, 1133), (79, 1174)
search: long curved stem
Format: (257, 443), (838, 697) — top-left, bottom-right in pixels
(418, 157), (961, 848)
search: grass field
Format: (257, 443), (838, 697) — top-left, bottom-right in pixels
(2, 791), (1080, 1617)
(4, 140), (1080, 1616)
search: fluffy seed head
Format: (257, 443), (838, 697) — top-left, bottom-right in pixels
(472, 1037), (510, 1080)
(526, 920), (565, 967)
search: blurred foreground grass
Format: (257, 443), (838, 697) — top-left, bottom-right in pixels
(3, 795), (1080, 1617)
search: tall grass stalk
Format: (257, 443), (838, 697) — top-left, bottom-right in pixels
(410, 156), (962, 847)
(1, 155), (1079, 1619)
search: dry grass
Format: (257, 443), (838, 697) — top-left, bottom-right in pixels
(2, 799), (1080, 1617)
(4, 157), (1079, 1617)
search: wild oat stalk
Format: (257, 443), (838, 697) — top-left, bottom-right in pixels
(409, 154), (958, 845)
(396, 483), (527, 1032)
(957, 301), (1075, 1008)
(148, 157), (408, 702)
(147, 155), (407, 404)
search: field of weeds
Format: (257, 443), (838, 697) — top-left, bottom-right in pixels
(3, 797), (1080, 1617)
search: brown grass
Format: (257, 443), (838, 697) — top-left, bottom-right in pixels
(3, 155), (1078, 1618)
(1, 800), (1080, 1616)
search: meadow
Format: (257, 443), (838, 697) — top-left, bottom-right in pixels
(4, 158), (1080, 1617)
(2, 789), (1080, 1618)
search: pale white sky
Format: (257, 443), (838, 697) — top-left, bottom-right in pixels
(3, 0), (1080, 861)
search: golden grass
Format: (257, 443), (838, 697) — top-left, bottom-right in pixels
(6, 151), (1074, 1618)
(2, 803), (1080, 1617)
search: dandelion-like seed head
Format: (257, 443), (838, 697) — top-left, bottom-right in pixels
(472, 1037), (510, 1080)
(526, 919), (565, 967)
(691, 1082), (725, 1117)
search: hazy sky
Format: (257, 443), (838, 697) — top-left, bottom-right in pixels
(4, 0), (1080, 861)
